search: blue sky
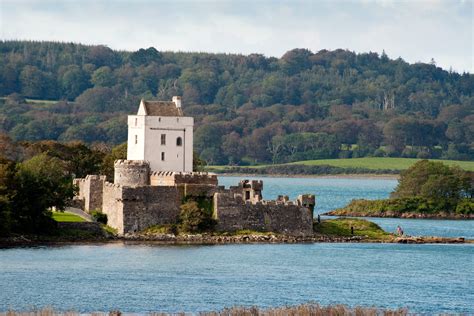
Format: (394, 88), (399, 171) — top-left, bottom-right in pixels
(1, 0), (472, 73)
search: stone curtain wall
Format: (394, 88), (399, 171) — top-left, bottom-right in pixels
(120, 186), (181, 234)
(214, 193), (313, 236)
(102, 183), (125, 233)
(73, 175), (106, 212)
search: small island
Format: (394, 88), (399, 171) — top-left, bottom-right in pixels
(326, 160), (473, 219)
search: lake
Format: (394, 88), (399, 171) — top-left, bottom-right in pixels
(1, 176), (473, 314)
(1, 243), (473, 313)
(219, 176), (474, 238)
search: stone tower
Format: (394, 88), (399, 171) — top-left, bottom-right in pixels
(114, 160), (150, 186)
(126, 97), (193, 172)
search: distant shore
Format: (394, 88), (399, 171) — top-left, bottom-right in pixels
(324, 211), (474, 220)
(216, 173), (400, 180)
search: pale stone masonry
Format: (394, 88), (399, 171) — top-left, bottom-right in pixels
(127, 97), (193, 173)
(73, 97), (316, 236)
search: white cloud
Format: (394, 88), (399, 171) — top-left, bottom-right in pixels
(0, 0), (472, 72)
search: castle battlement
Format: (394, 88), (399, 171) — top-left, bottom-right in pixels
(150, 170), (218, 186)
(114, 159), (150, 166)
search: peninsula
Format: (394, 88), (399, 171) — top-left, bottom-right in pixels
(326, 160), (473, 219)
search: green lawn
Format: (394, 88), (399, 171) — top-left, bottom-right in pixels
(52, 212), (85, 222)
(314, 218), (392, 241)
(208, 157), (474, 172)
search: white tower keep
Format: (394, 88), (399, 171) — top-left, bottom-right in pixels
(127, 96), (194, 172)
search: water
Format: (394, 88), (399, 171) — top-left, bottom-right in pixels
(219, 176), (474, 238)
(0, 243), (473, 313)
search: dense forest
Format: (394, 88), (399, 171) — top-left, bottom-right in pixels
(0, 40), (473, 164)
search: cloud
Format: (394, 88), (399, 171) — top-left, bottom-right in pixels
(0, 0), (472, 73)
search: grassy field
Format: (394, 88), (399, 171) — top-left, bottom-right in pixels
(209, 157), (474, 172)
(52, 212), (85, 222)
(314, 218), (392, 241)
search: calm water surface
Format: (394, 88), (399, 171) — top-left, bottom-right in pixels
(219, 176), (474, 238)
(2, 177), (473, 313)
(1, 243), (473, 313)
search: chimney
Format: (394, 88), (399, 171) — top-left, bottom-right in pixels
(172, 96), (182, 108)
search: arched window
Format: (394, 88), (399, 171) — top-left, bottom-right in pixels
(176, 137), (183, 146)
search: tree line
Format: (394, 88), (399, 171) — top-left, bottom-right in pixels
(0, 40), (473, 164)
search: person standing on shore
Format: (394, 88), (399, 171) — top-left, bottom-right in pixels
(397, 225), (404, 236)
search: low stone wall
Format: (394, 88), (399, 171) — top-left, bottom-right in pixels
(57, 222), (104, 235)
(213, 193), (313, 236)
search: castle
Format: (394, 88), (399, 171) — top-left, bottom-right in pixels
(73, 97), (315, 236)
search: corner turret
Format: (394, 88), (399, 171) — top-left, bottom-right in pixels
(114, 160), (150, 186)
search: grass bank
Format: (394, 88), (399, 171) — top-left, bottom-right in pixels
(326, 199), (474, 219)
(52, 212), (85, 222)
(314, 218), (393, 241)
(207, 157), (474, 175)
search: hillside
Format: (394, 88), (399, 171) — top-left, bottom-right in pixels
(0, 40), (473, 164)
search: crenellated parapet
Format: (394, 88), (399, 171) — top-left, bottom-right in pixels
(150, 171), (218, 186)
(297, 194), (316, 212)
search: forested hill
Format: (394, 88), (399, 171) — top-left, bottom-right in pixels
(0, 40), (473, 164)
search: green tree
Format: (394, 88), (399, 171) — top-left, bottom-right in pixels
(101, 143), (127, 181)
(10, 154), (75, 233)
(392, 160), (472, 211)
(91, 66), (115, 87)
(178, 200), (215, 233)
(59, 65), (91, 100)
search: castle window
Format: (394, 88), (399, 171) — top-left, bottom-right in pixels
(161, 134), (166, 145)
(134, 118), (137, 126)
(161, 152), (165, 161)
(176, 137), (182, 146)
(135, 135), (137, 144)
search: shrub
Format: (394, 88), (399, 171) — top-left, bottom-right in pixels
(179, 200), (216, 233)
(455, 199), (474, 215)
(373, 148), (386, 157)
(416, 151), (431, 159)
(90, 210), (107, 224)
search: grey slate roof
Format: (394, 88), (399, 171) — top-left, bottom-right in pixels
(142, 100), (183, 117)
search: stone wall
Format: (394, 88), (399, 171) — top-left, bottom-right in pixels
(102, 182), (181, 234)
(57, 222), (104, 235)
(114, 160), (150, 186)
(150, 171), (218, 186)
(73, 175), (106, 212)
(121, 186), (181, 234)
(213, 193), (314, 236)
(102, 182), (125, 233)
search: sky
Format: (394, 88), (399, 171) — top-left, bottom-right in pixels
(1, 0), (473, 73)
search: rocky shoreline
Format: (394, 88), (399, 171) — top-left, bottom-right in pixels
(0, 232), (470, 247)
(324, 211), (474, 219)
